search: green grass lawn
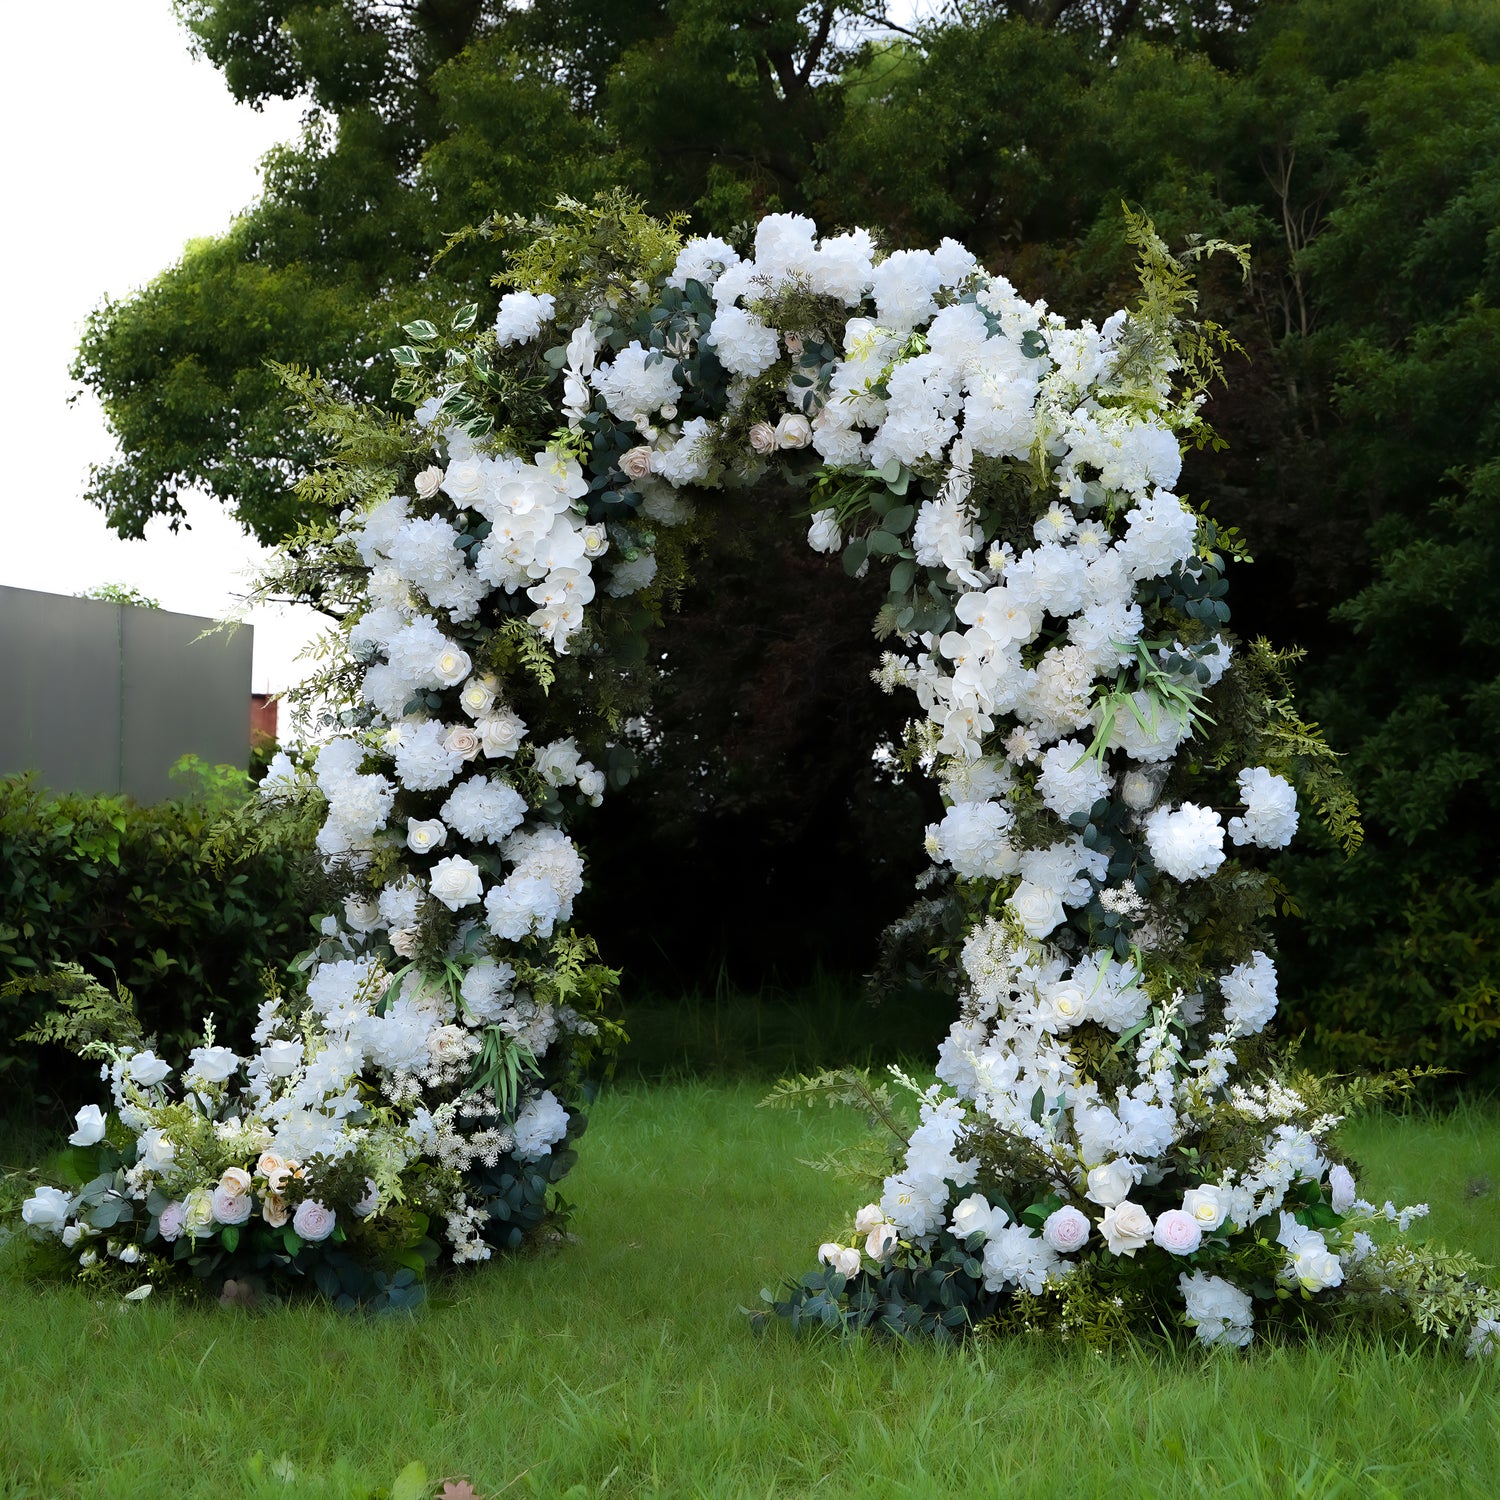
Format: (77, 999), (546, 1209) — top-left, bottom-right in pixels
(2, 1082), (1497, 1499)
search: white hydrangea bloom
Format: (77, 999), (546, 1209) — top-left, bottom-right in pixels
(1228, 766), (1299, 849)
(1145, 802), (1226, 881)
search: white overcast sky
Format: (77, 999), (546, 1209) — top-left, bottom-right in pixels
(0, 1), (933, 696)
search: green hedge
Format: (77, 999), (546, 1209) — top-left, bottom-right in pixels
(0, 763), (315, 1123)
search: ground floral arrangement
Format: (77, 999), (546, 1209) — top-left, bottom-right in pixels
(13, 194), (1499, 1351)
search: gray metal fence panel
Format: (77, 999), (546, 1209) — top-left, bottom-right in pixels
(0, 585), (253, 803)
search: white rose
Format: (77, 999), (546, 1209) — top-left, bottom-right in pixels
(459, 679), (495, 717)
(21, 1186), (73, 1232)
(806, 508), (843, 554)
(62, 1224), (83, 1248)
(354, 1179), (381, 1218)
(390, 926), (421, 958)
(1100, 1200), (1154, 1257)
(344, 896), (382, 933)
(444, 725), (481, 762)
(577, 767), (606, 803)
(1328, 1164), (1357, 1215)
(818, 1242), (863, 1278)
(1152, 1209), (1203, 1256)
(182, 1189), (216, 1238)
(536, 738), (582, 786)
(1009, 880), (1066, 938)
(479, 712), (527, 759)
(435, 647), (472, 686)
(748, 420), (777, 455)
(137, 1128), (176, 1171)
(414, 465), (444, 499)
(259, 1040), (303, 1078)
(124, 1050), (171, 1087)
(441, 459), (486, 502)
(428, 855), (484, 911)
(950, 1193), (999, 1241)
(581, 524), (610, 559)
(775, 413), (813, 450)
(1182, 1185), (1229, 1231)
(1292, 1243), (1344, 1293)
(212, 1185), (254, 1226)
(1041, 1205), (1091, 1254)
(68, 1104), (107, 1147)
(188, 1046), (241, 1084)
(292, 1200), (337, 1243)
(865, 1222), (900, 1261)
(620, 445), (656, 481)
(854, 1203), (885, 1235)
(406, 818), (448, 855)
(1085, 1160), (1136, 1208)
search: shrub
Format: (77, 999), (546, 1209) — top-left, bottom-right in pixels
(0, 760), (315, 1122)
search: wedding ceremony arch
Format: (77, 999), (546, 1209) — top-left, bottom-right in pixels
(20, 198), (1497, 1351)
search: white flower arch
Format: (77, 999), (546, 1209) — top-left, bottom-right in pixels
(20, 205), (1498, 1348)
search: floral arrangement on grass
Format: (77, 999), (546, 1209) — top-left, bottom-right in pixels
(13, 193), (1497, 1346)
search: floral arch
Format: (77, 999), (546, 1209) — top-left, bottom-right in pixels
(20, 198), (1498, 1350)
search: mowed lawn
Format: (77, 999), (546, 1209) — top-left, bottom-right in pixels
(1, 1081), (1497, 1499)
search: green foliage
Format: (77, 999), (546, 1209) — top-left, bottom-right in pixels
(76, 583), (161, 609)
(9, 964), (142, 1059)
(0, 772), (316, 1120)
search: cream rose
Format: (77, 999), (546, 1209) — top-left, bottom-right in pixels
(414, 465), (444, 499)
(581, 524), (609, 559)
(428, 854), (484, 911)
(620, 445), (656, 481)
(443, 725), (481, 762)
(459, 679), (495, 717)
(262, 1193), (290, 1228)
(775, 413), (813, 450)
(1100, 1200), (1153, 1257)
(219, 1167), (253, 1198)
(748, 420), (777, 456)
